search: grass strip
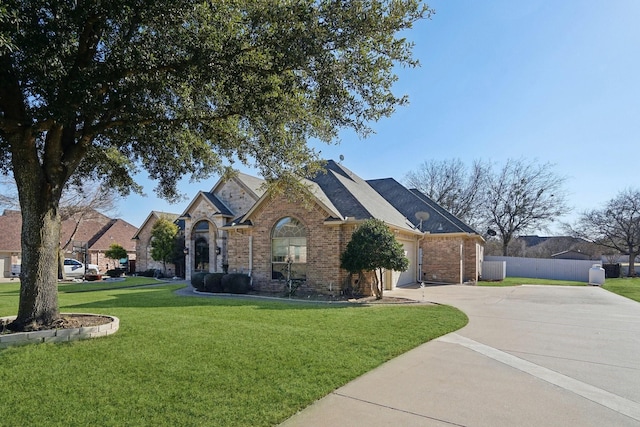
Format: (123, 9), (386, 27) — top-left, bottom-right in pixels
(603, 277), (640, 303)
(477, 277), (586, 287)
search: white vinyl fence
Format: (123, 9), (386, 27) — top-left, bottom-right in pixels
(484, 256), (601, 282)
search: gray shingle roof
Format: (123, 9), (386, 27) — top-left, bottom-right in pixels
(309, 161), (416, 232)
(202, 192), (234, 216)
(367, 178), (478, 234)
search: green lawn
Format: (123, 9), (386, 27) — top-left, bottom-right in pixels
(603, 277), (640, 303)
(477, 277), (586, 287)
(0, 282), (467, 427)
(57, 276), (164, 292)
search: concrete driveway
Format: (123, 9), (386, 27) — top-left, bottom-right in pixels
(280, 285), (640, 426)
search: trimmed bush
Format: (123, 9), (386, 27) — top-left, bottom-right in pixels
(191, 272), (207, 291)
(222, 273), (251, 294)
(106, 268), (125, 277)
(203, 273), (225, 293)
(137, 269), (161, 278)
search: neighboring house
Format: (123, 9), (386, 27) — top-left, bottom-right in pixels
(0, 208), (138, 277)
(132, 211), (185, 277)
(500, 235), (601, 259)
(550, 250), (595, 260)
(0, 210), (23, 277)
(86, 218), (139, 272)
(163, 160), (484, 294)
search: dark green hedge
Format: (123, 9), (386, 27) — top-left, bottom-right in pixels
(204, 273), (225, 293)
(222, 273), (251, 294)
(191, 272), (207, 291)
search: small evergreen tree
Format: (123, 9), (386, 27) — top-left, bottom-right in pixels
(151, 217), (179, 276)
(105, 243), (128, 272)
(340, 219), (409, 299)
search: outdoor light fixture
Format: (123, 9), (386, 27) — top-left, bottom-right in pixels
(216, 246), (221, 255)
(183, 247), (189, 255)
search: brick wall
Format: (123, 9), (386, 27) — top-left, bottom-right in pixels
(215, 179), (259, 216)
(421, 234), (483, 283)
(134, 218), (155, 273)
(228, 194), (351, 294)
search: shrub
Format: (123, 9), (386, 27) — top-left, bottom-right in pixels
(203, 273), (225, 293)
(222, 273), (251, 294)
(137, 269), (161, 278)
(106, 268), (125, 278)
(191, 272), (207, 291)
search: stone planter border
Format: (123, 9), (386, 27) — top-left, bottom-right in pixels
(0, 314), (119, 349)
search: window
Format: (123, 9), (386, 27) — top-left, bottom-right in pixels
(272, 217), (307, 280)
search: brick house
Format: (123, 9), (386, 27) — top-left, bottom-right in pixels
(0, 210), (22, 277)
(132, 211), (185, 277)
(166, 160), (484, 293)
(0, 208), (137, 277)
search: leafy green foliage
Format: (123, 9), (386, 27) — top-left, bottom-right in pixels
(0, 0), (431, 328)
(341, 219), (409, 299)
(104, 243), (127, 263)
(1, 0), (430, 198)
(203, 273), (225, 293)
(150, 217), (179, 274)
(191, 272), (207, 291)
(222, 273), (252, 294)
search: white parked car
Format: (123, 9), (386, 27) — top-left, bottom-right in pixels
(64, 258), (100, 279)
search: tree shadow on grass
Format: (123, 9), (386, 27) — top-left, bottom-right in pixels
(63, 284), (361, 312)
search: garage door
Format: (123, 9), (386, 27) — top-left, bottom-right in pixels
(389, 240), (416, 288)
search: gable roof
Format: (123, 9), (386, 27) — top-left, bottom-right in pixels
(90, 218), (138, 251)
(0, 209), (139, 252)
(0, 210), (22, 251)
(60, 209), (112, 248)
(210, 171), (266, 199)
(180, 191), (235, 219)
(367, 178), (478, 235)
(235, 160), (417, 233)
(132, 211), (181, 240)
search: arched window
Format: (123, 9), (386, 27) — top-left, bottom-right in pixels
(193, 220), (210, 271)
(271, 217), (307, 280)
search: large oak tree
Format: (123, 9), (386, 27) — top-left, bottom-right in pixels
(0, 0), (430, 330)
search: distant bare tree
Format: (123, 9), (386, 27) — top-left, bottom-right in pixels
(57, 183), (120, 278)
(59, 183), (119, 251)
(483, 159), (570, 256)
(404, 158), (488, 228)
(574, 188), (640, 277)
(0, 175), (18, 210)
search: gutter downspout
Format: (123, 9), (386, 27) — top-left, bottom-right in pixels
(249, 235), (253, 286)
(417, 231), (426, 285)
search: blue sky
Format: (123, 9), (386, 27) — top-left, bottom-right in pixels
(115, 1), (640, 230)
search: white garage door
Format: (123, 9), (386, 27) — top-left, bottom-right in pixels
(389, 240), (416, 288)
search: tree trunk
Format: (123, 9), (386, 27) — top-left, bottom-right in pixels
(374, 268), (384, 300)
(502, 240), (509, 256)
(8, 130), (66, 331)
(10, 196), (62, 330)
(628, 252), (639, 277)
